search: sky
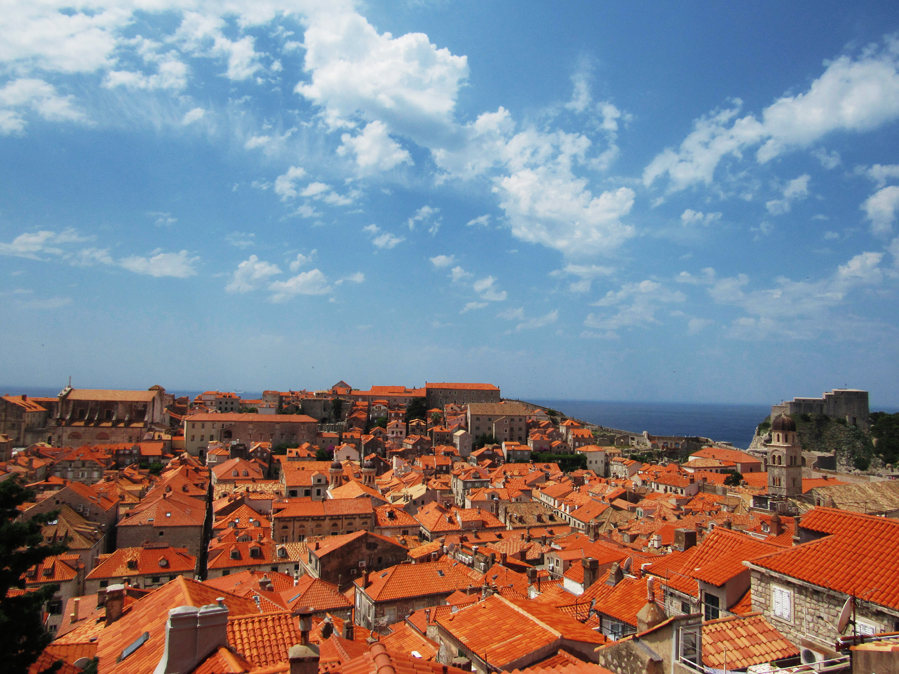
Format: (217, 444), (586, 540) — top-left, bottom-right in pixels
(2, 1), (899, 407)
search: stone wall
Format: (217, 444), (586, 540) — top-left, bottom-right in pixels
(750, 569), (899, 648)
(117, 524), (205, 558)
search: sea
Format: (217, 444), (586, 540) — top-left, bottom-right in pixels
(529, 400), (772, 450)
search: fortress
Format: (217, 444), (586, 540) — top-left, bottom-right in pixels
(771, 388), (869, 431)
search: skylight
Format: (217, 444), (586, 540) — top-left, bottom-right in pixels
(118, 631), (149, 662)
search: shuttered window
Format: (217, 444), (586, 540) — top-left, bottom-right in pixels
(772, 585), (792, 621)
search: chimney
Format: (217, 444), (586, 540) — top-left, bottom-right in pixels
(342, 620), (354, 640)
(105, 584), (126, 625)
(70, 597), (81, 623)
(581, 557), (599, 589)
(259, 575), (273, 592)
(154, 601), (229, 674)
(606, 562), (624, 587)
(673, 528), (697, 552)
(289, 607), (320, 674)
(769, 513), (783, 537)
(722, 518), (732, 530)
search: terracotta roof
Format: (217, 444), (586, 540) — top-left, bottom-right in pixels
(358, 561), (476, 602)
(273, 498), (374, 519)
(379, 622), (439, 659)
(191, 645), (255, 674)
(118, 491), (206, 528)
(86, 545), (195, 581)
(187, 412), (317, 423)
(95, 577), (259, 674)
(338, 641), (471, 674)
(702, 613), (798, 669)
(226, 611), (303, 667)
(748, 507), (899, 612)
(687, 528), (782, 588)
(281, 575), (353, 612)
(66, 388), (158, 402)
(436, 595), (605, 669)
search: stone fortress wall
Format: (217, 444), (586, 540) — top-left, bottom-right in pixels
(771, 389), (869, 431)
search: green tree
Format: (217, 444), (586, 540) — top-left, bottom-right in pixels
(723, 470), (744, 486)
(330, 399), (344, 421)
(372, 416), (387, 429)
(0, 478), (70, 674)
(406, 397), (428, 422)
(474, 434), (499, 449)
(430, 411), (443, 425)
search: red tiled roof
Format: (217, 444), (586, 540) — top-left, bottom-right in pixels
(226, 611), (303, 667)
(379, 622), (438, 659)
(96, 577), (259, 674)
(338, 641), (471, 674)
(86, 545), (195, 580)
(749, 507), (899, 612)
(702, 613), (798, 669)
(273, 498), (373, 519)
(281, 575), (353, 612)
(358, 561), (476, 602)
(437, 595), (605, 670)
(688, 528), (782, 588)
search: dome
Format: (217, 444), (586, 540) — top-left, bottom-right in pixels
(330, 460), (342, 470)
(771, 414), (796, 433)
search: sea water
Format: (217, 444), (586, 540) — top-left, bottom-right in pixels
(529, 400), (771, 450)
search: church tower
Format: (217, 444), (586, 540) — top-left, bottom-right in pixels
(362, 459), (376, 488)
(767, 414), (802, 498)
(329, 460), (344, 491)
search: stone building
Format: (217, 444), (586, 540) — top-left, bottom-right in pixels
(771, 388), (869, 430)
(302, 530), (408, 586)
(746, 507), (899, 652)
(766, 414), (803, 500)
(271, 497), (374, 542)
(466, 402), (529, 444)
(425, 382), (501, 409)
(184, 412), (317, 458)
(0, 394), (50, 445)
(46, 385), (170, 446)
(353, 560), (476, 631)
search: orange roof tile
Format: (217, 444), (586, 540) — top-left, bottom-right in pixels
(86, 545), (195, 581)
(687, 528), (782, 588)
(749, 507), (899, 612)
(702, 613), (798, 669)
(358, 561), (476, 602)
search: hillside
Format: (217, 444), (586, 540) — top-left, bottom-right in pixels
(753, 413), (877, 472)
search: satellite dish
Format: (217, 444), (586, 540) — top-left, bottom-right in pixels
(622, 557), (633, 573)
(837, 596), (853, 632)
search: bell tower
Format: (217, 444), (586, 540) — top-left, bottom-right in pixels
(767, 414), (802, 499)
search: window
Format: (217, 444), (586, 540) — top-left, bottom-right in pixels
(704, 593), (720, 621)
(680, 601), (691, 614)
(772, 585), (792, 622)
(856, 619), (877, 636)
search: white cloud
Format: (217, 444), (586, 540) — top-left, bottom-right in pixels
(766, 174), (810, 215)
(0, 228), (88, 259)
(681, 209), (723, 226)
(863, 163), (899, 188)
(429, 254), (455, 268)
(150, 211), (177, 227)
(104, 55), (188, 91)
(408, 205), (441, 234)
(301, 182), (331, 198)
(174, 11), (261, 81)
(336, 272), (364, 284)
(450, 266), (472, 283)
(460, 301), (487, 313)
(551, 263), (615, 293)
(585, 280), (686, 331)
(812, 147), (841, 169)
(226, 255), (282, 293)
(338, 120), (412, 173)
(0, 78), (85, 133)
(289, 252), (315, 272)
(268, 269), (331, 301)
(862, 185), (899, 236)
(473, 276), (506, 302)
(364, 224), (404, 249)
(226, 232), (255, 248)
(514, 309), (558, 331)
(496, 169), (635, 257)
(274, 166), (307, 200)
(497, 307), (525, 321)
(182, 107), (206, 125)
(687, 317), (714, 334)
(466, 215), (491, 227)
(119, 250), (199, 278)
(645, 40), (899, 190)
(296, 9), (469, 141)
(707, 251), (886, 339)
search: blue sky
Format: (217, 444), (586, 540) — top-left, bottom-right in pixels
(2, 1), (899, 407)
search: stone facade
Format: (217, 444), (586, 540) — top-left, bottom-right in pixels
(749, 568), (899, 648)
(771, 388), (869, 430)
(184, 413), (317, 457)
(425, 383), (501, 409)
